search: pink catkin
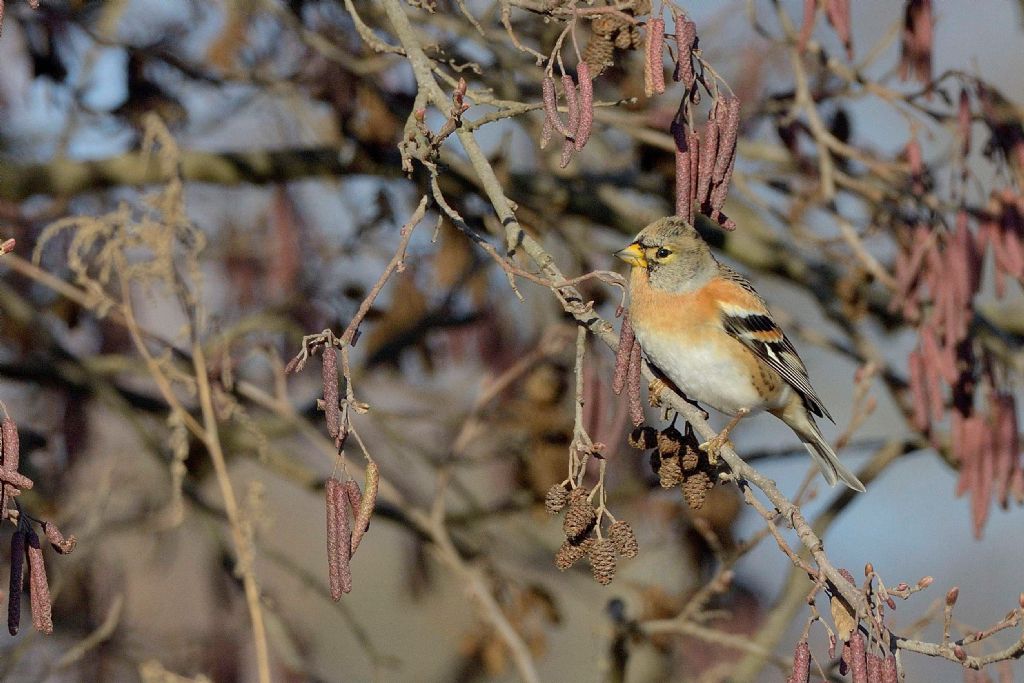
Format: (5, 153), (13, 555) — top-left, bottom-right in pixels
(1, 417), (20, 513)
(542, 77), (572, 138)
(0, 467), (32, 491)
(326, 477), (353, 599)
(42, 521), (77, 555)
(790, 640), (810, 683)
(866, 654), (883, 683)
(322, 346), (340, 439)
(575, 63), (593, 151)
(993, 394), (1019, 506)
(644, 18), (665, 97)
(673, 17), (696, 87)
(709, 98), (741, 221)
(613, 315), (636, 395)
(2, 417), (18, 473)
(696, 120), (719, 208)
(626, 338), (644, 426)
(341, 479), (362, 517)
(923, 352), (945, 425)
(673, 122), (692, 221)
(974, 424), (994, 537)
(921, 327), (956, 385)
(797, 0), (815, 53)
(899, 0), (933, 83)
(26, 530), (52, 634)
(712, 98), (741, 184)
(881, 655), (898, 683)
(688, 130), (700, 220)
(850, 632), (868, 683)
(560, 74), (580, 168)
(907, 350), (929, 432)
(825, 0), (853, 59)
(540, 105), (553, 149)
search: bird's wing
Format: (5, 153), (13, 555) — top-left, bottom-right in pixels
(715, 266), (834, 422)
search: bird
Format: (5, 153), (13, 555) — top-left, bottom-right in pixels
(615, 216), (865, 492)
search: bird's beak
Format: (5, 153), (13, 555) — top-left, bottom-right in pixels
(615, 243), (647, 268)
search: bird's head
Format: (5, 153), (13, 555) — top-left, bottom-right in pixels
(615, 216), (716, 291)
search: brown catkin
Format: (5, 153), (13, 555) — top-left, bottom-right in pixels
(555, 536), (593, 570)
(8, 530), (24, 635)
(326, 477), (352, 599)
(321, 346), (340, 439)
(658, 456), (684, 488)
(588, 538), (617, 584)
(791, 640), (811, 683)
(41, 522), (77, 555)
(682, 470), (713, 509)
(582, 33), (615, 74)
(563, 490), (596, 540)
(26, 530), (52, 634)
(350, 461), (378, 555)
(545, 484), (569, 514)
(615, 25), (641, 50)
(608, 520), (638, 558)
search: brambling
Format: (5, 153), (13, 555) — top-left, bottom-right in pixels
(615, 216), (865, 492)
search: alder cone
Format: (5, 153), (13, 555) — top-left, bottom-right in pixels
(544, 484), (569, 514)
(588, 539), (617, 585)
(562, 496), (596, 540)
(555, 536), (593, 570)
(658, 455), (684, 488)
(682, 470), (714, 509)
(608, 520), (638, 558)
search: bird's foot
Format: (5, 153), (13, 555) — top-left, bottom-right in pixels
(698, 409), (750, 465)
(698, 433), (732, 466)
(648, 379), (667, 407)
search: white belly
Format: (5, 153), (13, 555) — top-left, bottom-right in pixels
(634, 325), (789, 416)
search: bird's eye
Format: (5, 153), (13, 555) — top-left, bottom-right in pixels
(655, 248), (672, 259)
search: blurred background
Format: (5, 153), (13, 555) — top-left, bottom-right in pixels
(1, 0), (1023, 681)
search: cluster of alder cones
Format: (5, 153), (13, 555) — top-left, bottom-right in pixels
(545, 485), (638, 585)
(630, 422), (716, 509)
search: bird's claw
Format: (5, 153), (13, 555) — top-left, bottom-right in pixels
(698, 408), (750, 465)
(648, 379), (667, 407)
(699, 435), (732, 466)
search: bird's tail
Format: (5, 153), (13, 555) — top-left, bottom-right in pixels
(801, 427), (866, 492)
